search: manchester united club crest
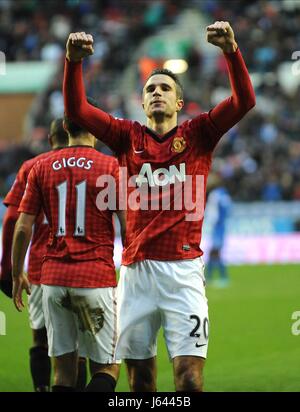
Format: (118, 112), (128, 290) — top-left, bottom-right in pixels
(171, 137), (186, 153)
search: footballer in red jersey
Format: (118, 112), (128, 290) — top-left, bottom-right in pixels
(12, 104), (123, 392)
(63, 22), (256, 392)
(1, 119), (69, 392)
(1, 156), (48, 295)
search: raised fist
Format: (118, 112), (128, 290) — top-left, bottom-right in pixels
(206, 22), (237, 53)
(66, 32), (94, 62)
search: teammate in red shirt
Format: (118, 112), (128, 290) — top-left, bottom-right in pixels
(63, 22), (256, 391)
(12, 105), (124, 392)
(1, 119), (70, 392)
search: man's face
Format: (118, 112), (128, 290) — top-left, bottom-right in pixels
(142, 74), (183, 120)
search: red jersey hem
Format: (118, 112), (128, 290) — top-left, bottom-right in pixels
(40, 279), (117, 288)
(121, 250), (203, 266)
(28, 278), (41, 285)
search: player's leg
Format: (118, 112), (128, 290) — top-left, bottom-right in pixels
(211, 245), (229, 287)
(71, 286), (120, 392)
(206, 248), (218, 282)
(28, 284), (51, 392)
(115, 262), (161, 392)
(31, 325), (86, 391)
(52, 351), (78, 390)
(217, 246), (230, 285)
(30, 328), (51, 392)
(155, 258), (209, 391)
(173, 356), (205, 391)
(42, 285), (79, 391)
(76, 357), (87, 391)
(85, 361), (120, 392)
(125, 357), (157, 392)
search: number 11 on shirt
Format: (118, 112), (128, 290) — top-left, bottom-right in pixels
(56, 180), (87, 236)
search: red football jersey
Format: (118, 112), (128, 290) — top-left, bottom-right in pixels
(4, 152), (52, 284)
(64, 48), (255, 265)
(19, 146), (118, 288)
(99, 118), (218, 265)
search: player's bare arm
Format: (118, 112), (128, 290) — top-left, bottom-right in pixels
(0, 205), (19, 298)
(66, 32), (94, 62)
(12, 213), (35, 311)
(206, 21), (238, 53)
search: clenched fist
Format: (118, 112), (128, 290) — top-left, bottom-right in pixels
(206, 22), (238, 53)
(66, 32), (94, 62)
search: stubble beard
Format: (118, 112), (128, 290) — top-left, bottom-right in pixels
(151, 108), (172, 124)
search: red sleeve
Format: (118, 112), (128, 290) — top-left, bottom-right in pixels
(209, 48), (256, 133)
(3, 164), (27, 207)
(189, 48), (255, 151)
(0, 205), (19, 281)
(63, 59), (132, 154)
(18, 166), (42, 216)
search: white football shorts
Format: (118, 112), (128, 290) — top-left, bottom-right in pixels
(41, 285), (120, 364)
(116, 257), (209, 360)
(28, 284), (45, 330)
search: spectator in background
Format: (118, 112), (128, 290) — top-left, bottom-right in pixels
(205, 173), (232, 287)
(262, 174), (282, 201)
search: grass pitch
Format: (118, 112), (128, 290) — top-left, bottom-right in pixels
(0, 264), (299, 392)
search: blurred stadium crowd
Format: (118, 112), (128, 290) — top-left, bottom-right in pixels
(0, 0), (300, 203)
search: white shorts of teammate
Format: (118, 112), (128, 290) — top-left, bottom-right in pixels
(28, 284), (45, 330)
(116, 257), (209, 360)
(41, 285), (120, 364)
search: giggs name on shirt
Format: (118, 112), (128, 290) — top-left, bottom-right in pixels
(52, 156), (94, 171)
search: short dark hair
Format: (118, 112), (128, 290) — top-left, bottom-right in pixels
(147, 68), (183, 99)
(49, 118), (69, 147)
(64, 97), (100, 137)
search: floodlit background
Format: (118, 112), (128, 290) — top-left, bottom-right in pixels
(0, 0), (300, 392)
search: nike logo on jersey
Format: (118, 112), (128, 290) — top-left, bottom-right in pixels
(134, 149), (144, 154)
